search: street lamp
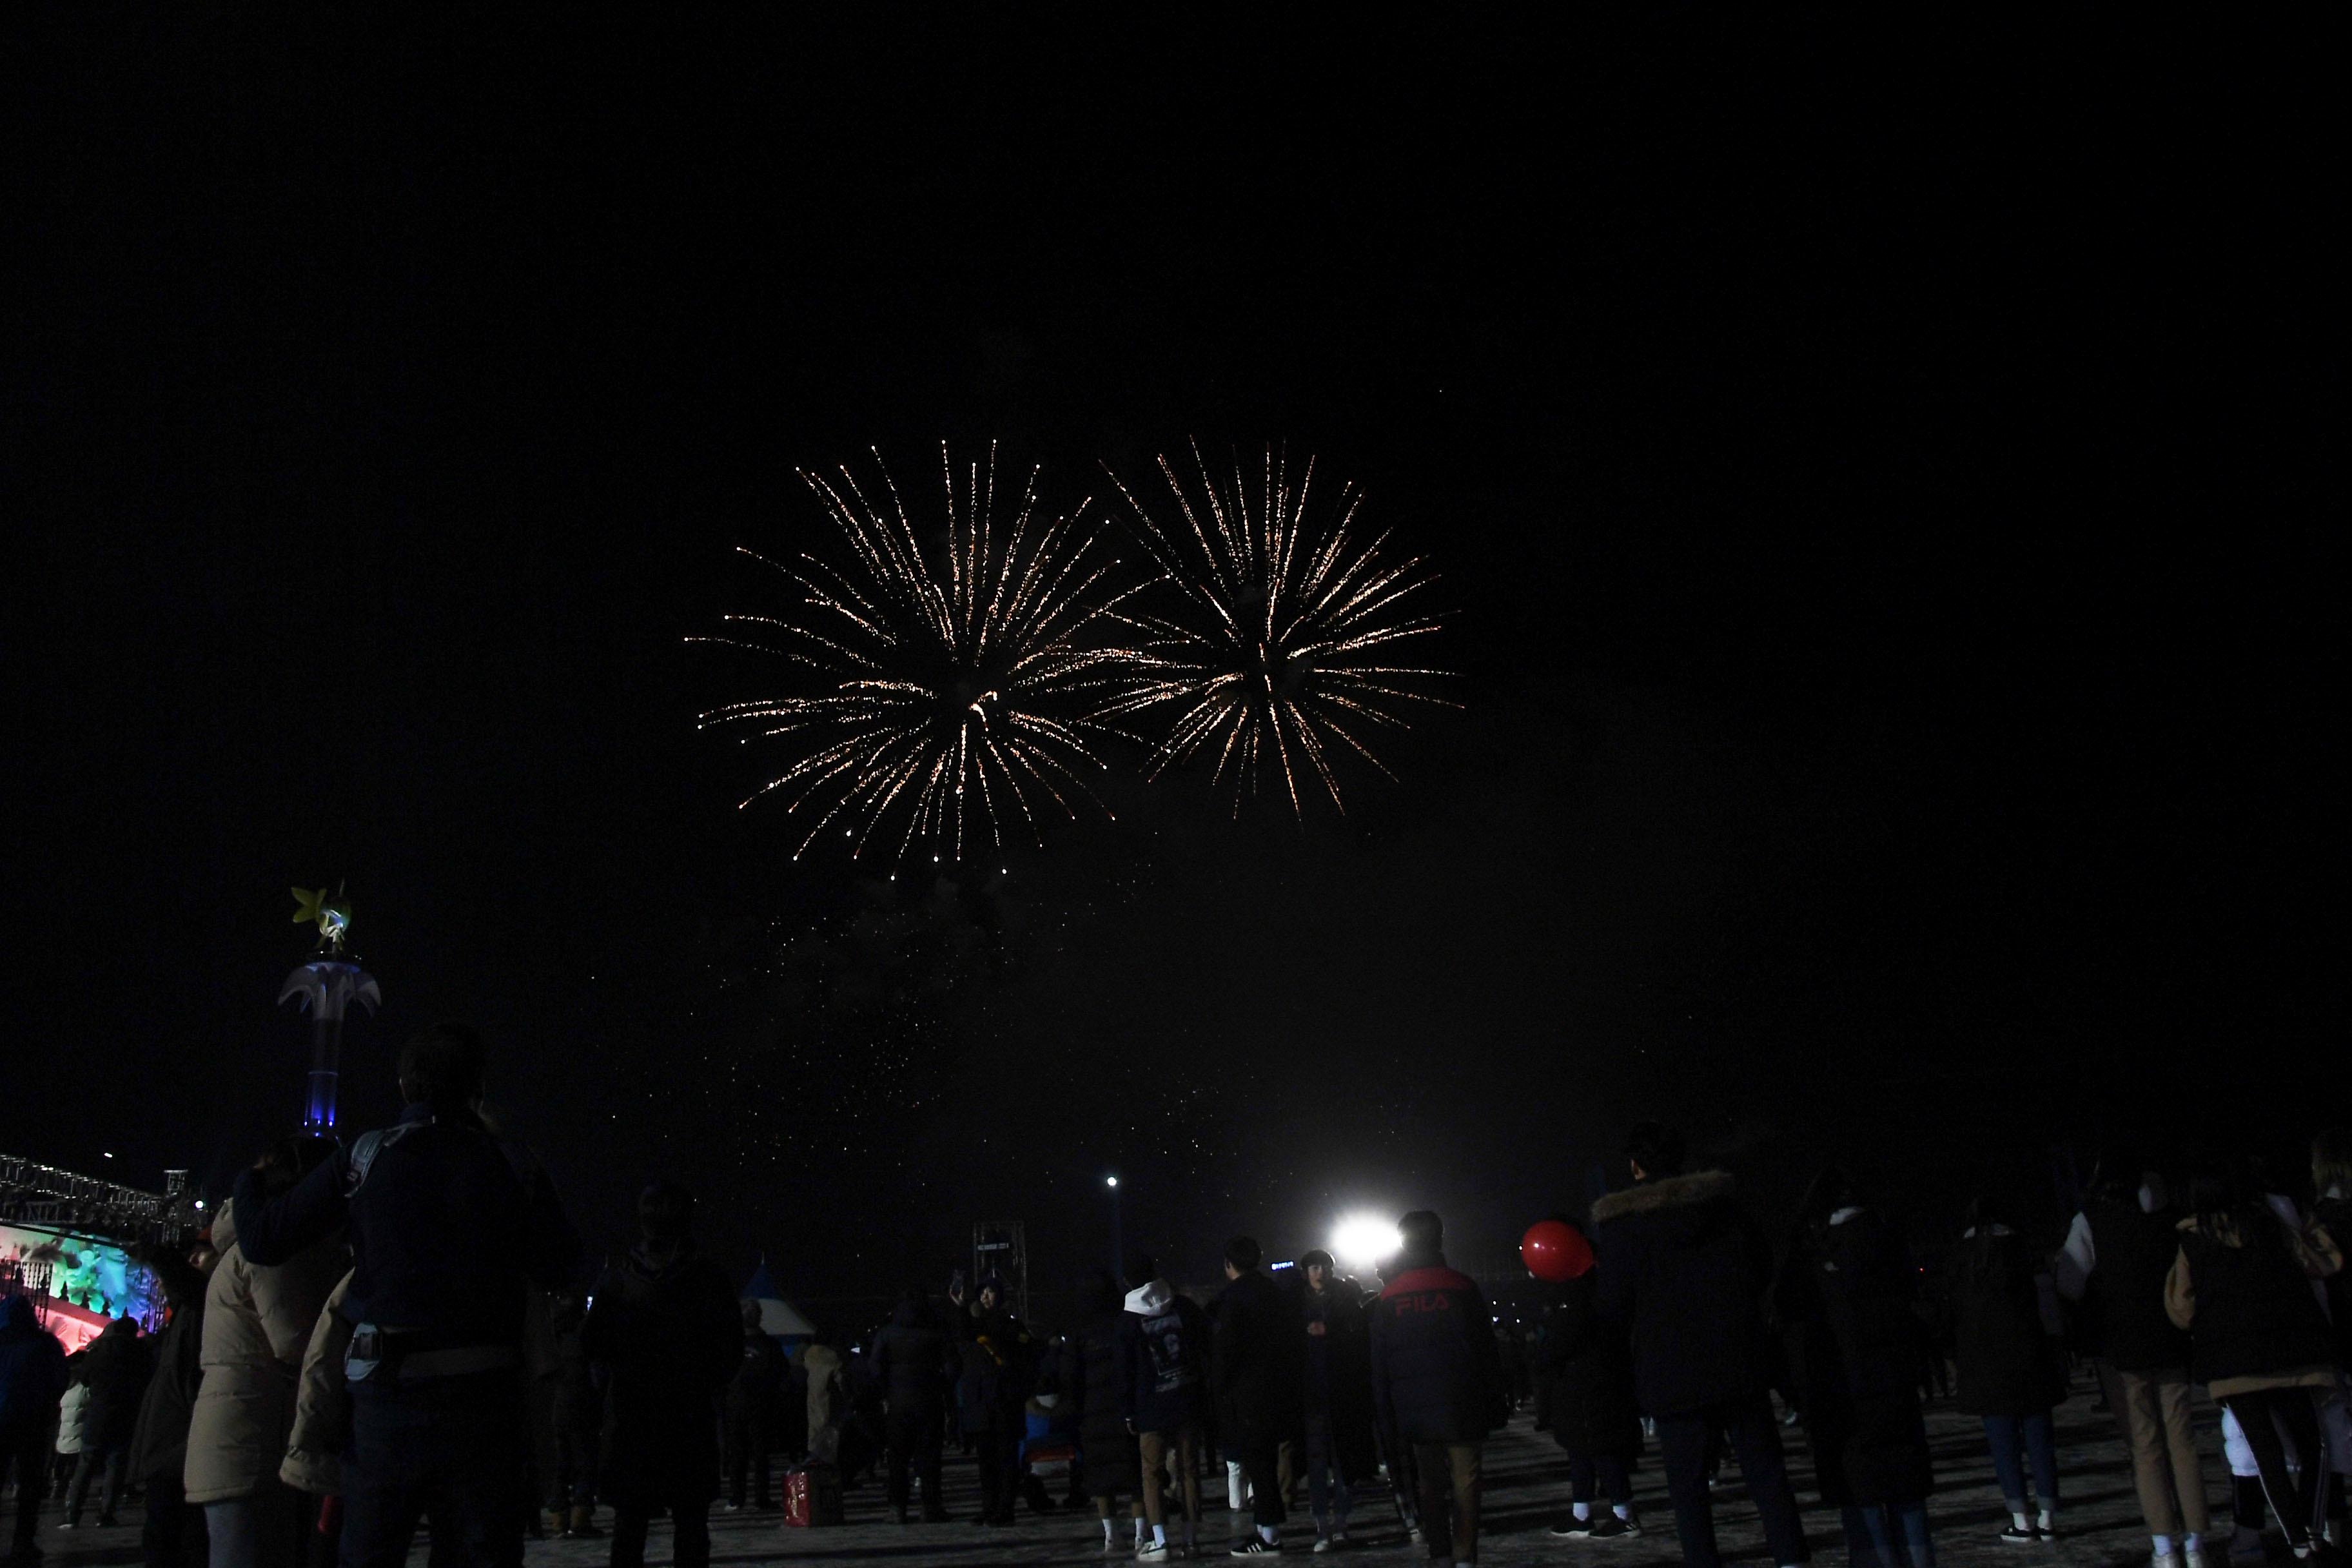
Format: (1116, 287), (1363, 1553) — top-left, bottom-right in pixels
(1331, 1214), (1404, 1273)
(1106, 1174), (1123, 1274)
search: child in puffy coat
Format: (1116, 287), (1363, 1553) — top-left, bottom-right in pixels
(50, 1361), (90, 1487)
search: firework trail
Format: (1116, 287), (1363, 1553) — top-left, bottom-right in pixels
(1099, 443), (1455, 815)
(694, 444), (1135, 862)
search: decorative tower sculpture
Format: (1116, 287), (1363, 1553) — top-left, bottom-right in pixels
(280, 883), (379, 1132)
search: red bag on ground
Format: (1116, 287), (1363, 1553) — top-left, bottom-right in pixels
(782, 1464), (843, 1527)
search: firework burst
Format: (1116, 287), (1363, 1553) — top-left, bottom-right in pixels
(694, 445), (1134, 862)
(1099, 443), (1455, 814)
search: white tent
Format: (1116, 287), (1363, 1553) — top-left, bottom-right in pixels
(742, 1259), (818, 1339)
(756, 1296), (818, 1338)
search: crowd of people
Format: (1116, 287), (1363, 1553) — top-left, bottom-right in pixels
(3, 1024), (2350, 1568)
(1531, 1124), (2352, 1568)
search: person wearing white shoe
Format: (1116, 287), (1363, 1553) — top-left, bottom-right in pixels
(1120, 1255), (1210, 1563)
(1213, 1239), (1300, 1559)
(2057, 1155), (2215, 1568)
(1531, 1216), (1641, 1545)
(1295, 1251), (1377, 1555)
(1591, 1128), (1810, 1568)
(1068, 1270), (1150, 1561)
(1367, 1211), (1507, 1567)
(1953, 1197), (2067, 1547)
(2164, 1166), (2344, 1563)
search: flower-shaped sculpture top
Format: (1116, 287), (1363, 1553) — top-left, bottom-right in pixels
(291, 883), (355, 954)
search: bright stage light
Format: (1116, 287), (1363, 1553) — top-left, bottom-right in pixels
(1330, 1214), (1403, 1270)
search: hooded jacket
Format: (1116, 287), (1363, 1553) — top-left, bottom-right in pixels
(2315, 1190), (2352, 1369)
(1116, 1279), (1207, 1433)
(1064, 1302), (1143, 1498)
(128, 1248), (212, 1483)
(1950, 1226), (2066, 1417)
(801, 1342), (847, 1438)
(585, 1241), (741, 1507)
(0, 1294), (68, 1438)
(2074, 1197), (2195, 1373)
(954, 1302), (1034, 1434)
(76, 1317), (155, 1452)
(870, 1294), (953, 1416)
(1591, 1170), (1778, 1417)
(1213, 1268), (1304, 1449)
(280, 1269), (356, 1496)
(2164, 1208), (2342, 1396)
(1367, 1250), (1507, 1445)
(186, 1196), (350, 1503)
(1300, 1277), (1379, 1480)
(57, 1380), (91, 1453)
(1779, 1209), (1933, 1505)
(725, 1329), (786, 1422)
(1533, 1269), (1639, 1460)
(232, 1102), (581, 1353)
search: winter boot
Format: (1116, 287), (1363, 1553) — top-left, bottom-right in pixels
(567, 1506), (603, 1540)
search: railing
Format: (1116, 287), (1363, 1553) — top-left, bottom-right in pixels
(0, 1153), (196, 1245)
(0, 1257), (54, 1295)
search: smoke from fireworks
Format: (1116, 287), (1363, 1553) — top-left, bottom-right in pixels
(694, 445), (1132, 862)
(1099, 444), (1454, 814)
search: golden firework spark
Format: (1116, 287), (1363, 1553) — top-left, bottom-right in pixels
(694, 444), (1135, 861)
(1099, 443), (1455, 814)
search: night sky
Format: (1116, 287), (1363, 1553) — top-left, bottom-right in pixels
(8, 17), (2337, 1309)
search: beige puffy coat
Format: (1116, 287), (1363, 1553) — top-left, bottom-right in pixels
(55, 1382), (91, 1455)
(183, 1199), (348, 1503)
(280, 1269), (355, 1496)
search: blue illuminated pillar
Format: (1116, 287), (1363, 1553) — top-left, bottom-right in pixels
(280, 957), (380, 1130)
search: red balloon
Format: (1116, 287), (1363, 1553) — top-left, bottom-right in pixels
(1521, 1220), (1593, 1282)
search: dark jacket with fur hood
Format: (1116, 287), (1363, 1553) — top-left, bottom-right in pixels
(1592, 1170), (1779, 1418)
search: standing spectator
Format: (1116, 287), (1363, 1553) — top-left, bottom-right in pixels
(275, 1268), (353, 1563)
(1, 1292), (70, 1564)
(1534, 1219), (1642, 1540)
(1952, 1195), (2068, 1543)
(1367, 1211), (1509, 1568)
(50, 1367), (86, 1500)
(954, 1276), (1035, 1527)
(1066, 1269), (1146, 1556)
(2165, 1167), (2343, 1561)
(540, 1290), (600, 1538)
(186, 1138), (348, 1568)
(1214, 1237), (1303, 1557)
(230, 1022), (583, 1568)
(128, 1239), (218, 1568)
(1118, 1255), (1208, 1562)
(1591, 1122), (1810, 1568)
(2313, 1133), (2352, 1368)
(64, 1317), (152, 1529)
(869, 1291), (952, 1524)
(585, 1181), (742, 1568)
(2311, 1130), (2352, 1547)
(801, 1338), (846, 1458)
(721, 1302), (784, 1513)
(1296, 1250), (1377, 1553)
(2055, 1153), (2212, 1568)
(1778, 1171), (1936, 1567)
(1494, 1328), (1528, 1415)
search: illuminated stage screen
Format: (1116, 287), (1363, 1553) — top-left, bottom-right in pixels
(0, 1221), (161, 1353)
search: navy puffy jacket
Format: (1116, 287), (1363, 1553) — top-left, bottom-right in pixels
(1367, 1255), (1506, 1445)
